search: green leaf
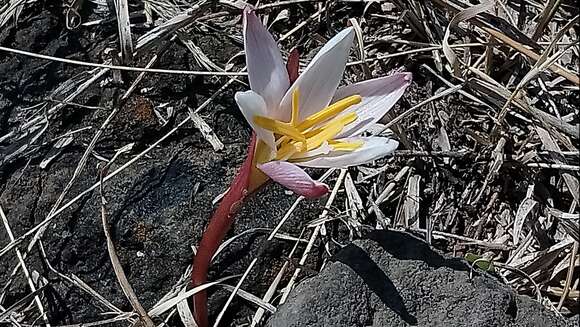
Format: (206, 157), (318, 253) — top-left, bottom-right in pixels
(465, 253), (496, 272)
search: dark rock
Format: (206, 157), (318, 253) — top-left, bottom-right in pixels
(267, 230), (573, 327)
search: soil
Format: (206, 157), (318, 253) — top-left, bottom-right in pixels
(0, 2), (577, 327)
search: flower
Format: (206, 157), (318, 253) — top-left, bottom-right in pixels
(237, 8), (412, 198)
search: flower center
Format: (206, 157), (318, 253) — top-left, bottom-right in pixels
(254, 89), (363, 161)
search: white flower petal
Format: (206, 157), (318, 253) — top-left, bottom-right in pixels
(279, 28), (355, 122)
(258, 161), (329, 198)
(334, 72), (412, 138)
(235, 90), (276, 152)
(295, 137), (398, 168)
(243, 8), (289, 117)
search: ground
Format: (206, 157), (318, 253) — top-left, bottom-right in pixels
(0, 1), (578, 326)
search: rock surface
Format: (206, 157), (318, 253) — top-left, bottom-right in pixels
(267, 230), (574, 327)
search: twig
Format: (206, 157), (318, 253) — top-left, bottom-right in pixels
(408, 227), (514, 251)
(377, 84), (463, 135)
(523, 162), (580, 171)
(0, 46), (247, 76)
(38, 240), (126, 317)
(250, 228), (306, 326)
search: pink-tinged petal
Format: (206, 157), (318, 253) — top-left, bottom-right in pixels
(334, 72), (412, 138)
(235, 90), (276, 154)
(243, 8), (290, 117)
(279, 28), (355, 122)
(258, 161), (329, 198)
(295, 137), (398, 168)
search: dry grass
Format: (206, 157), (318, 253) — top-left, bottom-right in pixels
(0, 0), (578, 325)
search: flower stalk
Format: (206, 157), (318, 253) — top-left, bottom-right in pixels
(191, 134), (257, 327)
(190, 46), (301, 327)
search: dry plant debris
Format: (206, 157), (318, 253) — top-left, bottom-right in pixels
(0, 0), (578, 325)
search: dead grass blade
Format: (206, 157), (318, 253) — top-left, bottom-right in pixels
(0, 206), (50, 326)
(99, 164), (155, 327)
(403, 174), (421, 228)
(535, 127), (580, 204)
(136, 0), (209, 52)
(481, 26), (579, 85)
(0, 46), (247, 76)
(557, 241), (579, 310)
(0, 0), (31, 28)
(442, 0), (493, 76)
(188, 110), (225, 152)
(532, 0), (562, 41)
(112, 0), (134, 62)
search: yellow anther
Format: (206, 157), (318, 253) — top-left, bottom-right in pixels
(275, 112), (358, 160)
(328, 140), (364, 151)
(303, 112), (357, 139)
(297, 95), (361, 131)
(303, 117), (347, 151)
(337, 112), (358, 128)
(254, 116), (306, 142)
(254, 91), (363, 161)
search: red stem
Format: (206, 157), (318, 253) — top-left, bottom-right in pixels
(191, 134), (257, 327)
(191, 48), (300, 327)
(287, 48), (300, 84)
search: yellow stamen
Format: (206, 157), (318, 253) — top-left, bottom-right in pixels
(304, 124), (343, 151)
(253, 89), (364, 162)
(254, 116), (306, 142)
(328, 140), (364, 151)
(275, 143), (300, 161)
(303, 112), (358, 139)
(279, 113), (357, 158)
(297, 95), (361, 131)
(291, 89), (300, 126)
(302, 115), (348, 151)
